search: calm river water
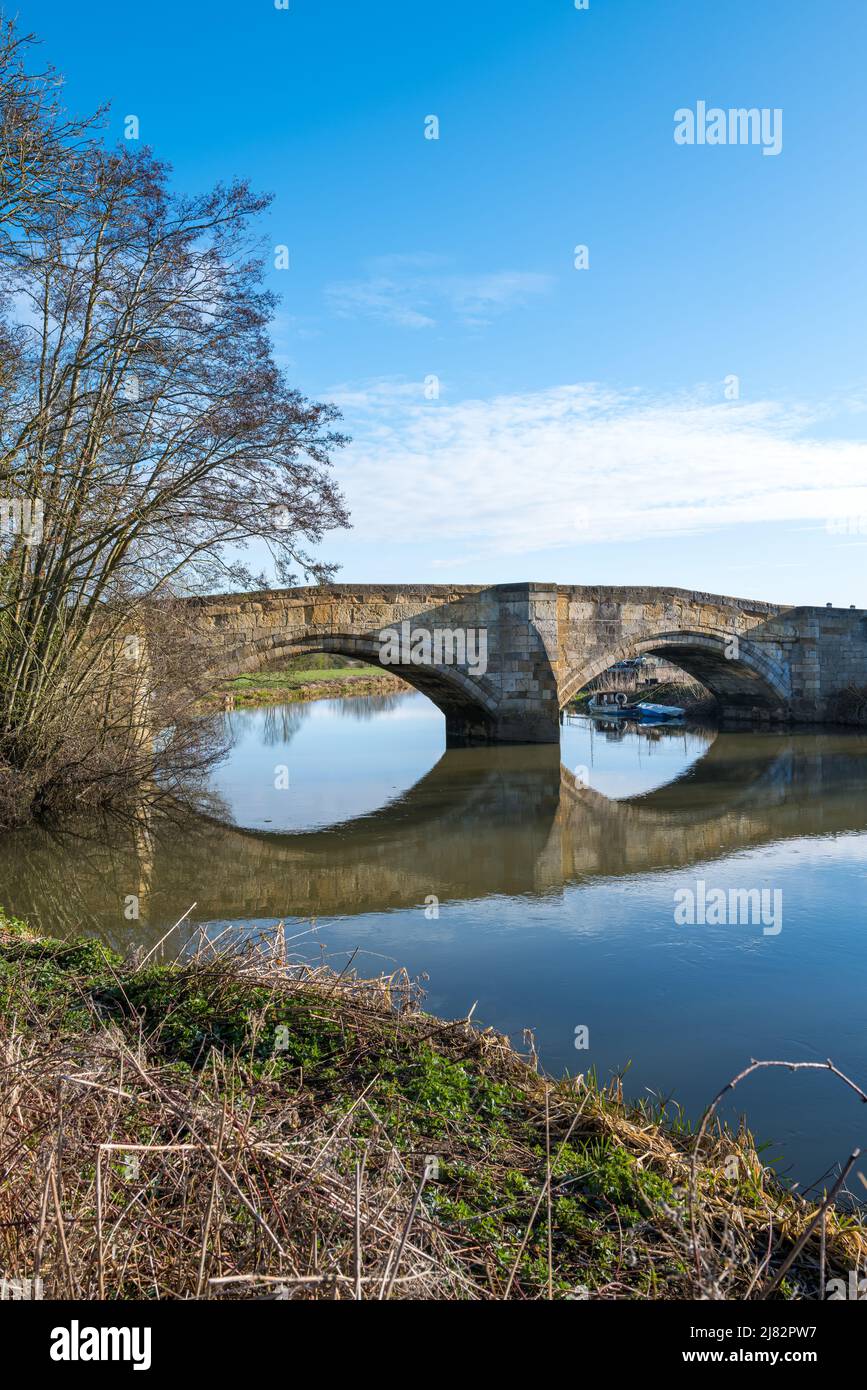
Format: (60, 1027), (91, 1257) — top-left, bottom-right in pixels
(2, 689), (867, 1190)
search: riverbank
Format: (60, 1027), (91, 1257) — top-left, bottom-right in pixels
(1, 911), (863, 1300)
(206, 665), (408, 708)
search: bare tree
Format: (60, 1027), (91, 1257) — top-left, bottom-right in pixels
(0, 16), (103, 242)
(0, 30), (350, 819)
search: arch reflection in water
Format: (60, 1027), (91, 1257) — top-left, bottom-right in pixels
(1, 696), (865, 938)
(2, 692), (867, 1187)
(214, 691), (446, 831)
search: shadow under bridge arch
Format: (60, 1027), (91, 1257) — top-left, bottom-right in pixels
(559, 629), (791, 718)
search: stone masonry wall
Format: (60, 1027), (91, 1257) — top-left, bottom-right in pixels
(184, 584), (867, 742)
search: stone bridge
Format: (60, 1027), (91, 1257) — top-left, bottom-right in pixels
(186, 583), (867, 743)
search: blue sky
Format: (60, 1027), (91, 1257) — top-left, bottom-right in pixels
(20, 0), (867, 604)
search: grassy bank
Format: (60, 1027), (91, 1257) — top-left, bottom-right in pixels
(0, 911), (864, 1300)
(208, 664), (408, 708)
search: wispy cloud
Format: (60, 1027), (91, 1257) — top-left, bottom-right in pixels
(325, 255), (553, 328)
(327, 380), (867, 564)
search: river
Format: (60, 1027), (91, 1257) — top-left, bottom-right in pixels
(2, 688), (866, 1190)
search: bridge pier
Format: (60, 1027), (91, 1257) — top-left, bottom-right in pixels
(445, 707), (560, 746)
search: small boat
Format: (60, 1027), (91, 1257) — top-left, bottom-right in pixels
(587, 689), (635, 715)
(632, 702), (685, 721)
(587, 691), (684, 721)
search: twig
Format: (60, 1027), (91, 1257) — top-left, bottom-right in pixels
(133, 903), (197, 972)
(689, 1058), (867, 1292)
(759, 1151), (860, 1299)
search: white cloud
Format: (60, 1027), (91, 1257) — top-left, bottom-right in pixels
(326, 256), (553, 328)
(327, 381), (867, 563)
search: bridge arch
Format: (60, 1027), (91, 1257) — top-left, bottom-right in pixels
(558, 628), (791, 716)
(213, 630), (502, 743)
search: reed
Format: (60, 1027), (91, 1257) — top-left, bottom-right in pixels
(0, 911), (864, 1300)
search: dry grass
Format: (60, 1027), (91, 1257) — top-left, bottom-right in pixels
(0, 916), (865, 1300)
